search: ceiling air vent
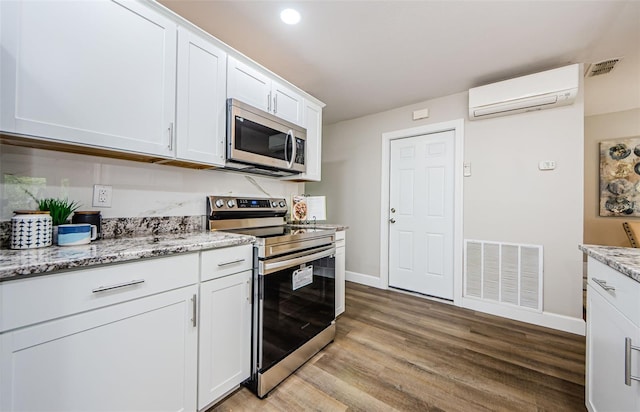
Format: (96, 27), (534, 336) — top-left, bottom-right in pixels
(585, 58), (622, 77)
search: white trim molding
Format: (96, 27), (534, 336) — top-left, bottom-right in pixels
(379, 119), (465, 305)
(345, 271), (383, 288)
(462, 297), (586, 336)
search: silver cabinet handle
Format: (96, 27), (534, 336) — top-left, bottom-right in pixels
(191, 294), (197, 328)
(246, 280), (251, 302)
(267, 92), (271, 112)
(625, 337), (640, 385)
(273, 94), (278, 114)
(217, 258), (246, 267)
(168, 122), (174, 150)
(92, 279), (145, 293)
(592, 277), (615, 291)
(389, 218), (396, 223)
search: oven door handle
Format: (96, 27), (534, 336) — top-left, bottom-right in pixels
(261, 245), (336, 275)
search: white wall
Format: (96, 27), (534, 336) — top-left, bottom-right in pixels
(0, 145), (304, 220)
(308, 89), (584, 321)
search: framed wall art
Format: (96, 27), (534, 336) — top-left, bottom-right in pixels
(600, 137), (640, 216)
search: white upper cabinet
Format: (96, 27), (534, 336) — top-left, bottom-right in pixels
(271, 80), (304, 126)
(176, 26), (227, 166)
(0, 0), (177, 157)
(282, 98), (323, 182)
(227, 56), (304, 126)
(227, 56), (272, 113)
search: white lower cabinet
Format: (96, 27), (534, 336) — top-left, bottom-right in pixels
(0, 246), (256, 412)
(335, 231), (346, 317)
(0, 285), (198, 412)
(198, 270), (252, 410)
(586, 258), (640, 412)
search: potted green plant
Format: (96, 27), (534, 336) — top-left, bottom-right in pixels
(36, 198), (80, 225)
(35, 198), (81, 244)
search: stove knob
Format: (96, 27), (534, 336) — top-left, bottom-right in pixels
(279, 201), (286, 208)
(227, 199), (236, 208)
(271, 201), (278, 208)
(214, 199), (224, 208)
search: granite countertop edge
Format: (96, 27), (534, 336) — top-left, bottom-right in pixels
(0, 231), (255, 282)
(287, 223), (349, 231)
(579, 244), (640, 284)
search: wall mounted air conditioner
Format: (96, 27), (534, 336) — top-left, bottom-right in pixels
(468, 64), (579, 120)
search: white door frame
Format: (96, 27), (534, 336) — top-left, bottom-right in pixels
(380, 119), (464, 305)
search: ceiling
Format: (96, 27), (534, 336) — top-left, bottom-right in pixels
(158, 0), (640, 124)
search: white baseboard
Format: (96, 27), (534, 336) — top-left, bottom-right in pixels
(345, 271), (383, 288)
(461, 297), (586, 336)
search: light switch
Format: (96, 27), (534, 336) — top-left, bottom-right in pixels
(538, 160), (556, 170)
(463, 162), (471, 177)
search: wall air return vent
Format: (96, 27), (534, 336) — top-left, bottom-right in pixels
(464, 240), (543, 312)
(585, 58), (622, 77)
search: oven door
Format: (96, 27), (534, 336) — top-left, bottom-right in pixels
(257, 244), (335, 373)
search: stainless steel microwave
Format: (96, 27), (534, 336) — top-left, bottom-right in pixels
(225, 98), (306, 177)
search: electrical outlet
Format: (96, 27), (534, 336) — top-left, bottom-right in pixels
(92, 184), (113, 207)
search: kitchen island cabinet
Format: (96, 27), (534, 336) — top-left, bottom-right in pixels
(0, 0), (177, 158)
(0, 254), (199, 412)
(580, 247), (640, 412)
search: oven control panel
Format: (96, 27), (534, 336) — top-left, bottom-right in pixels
(207, 196), (288, 215)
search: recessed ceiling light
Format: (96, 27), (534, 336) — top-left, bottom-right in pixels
(280, 8), (301, 25)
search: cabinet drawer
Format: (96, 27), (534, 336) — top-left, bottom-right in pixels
(588, 257), (640, 327)
(336, 230), (346, 248)
(0, 253), (199, 332)
(201, 245), (253, 282)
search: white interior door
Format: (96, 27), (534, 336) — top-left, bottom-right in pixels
(389, 130), (455, 299)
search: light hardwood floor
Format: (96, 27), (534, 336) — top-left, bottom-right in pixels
(210, 282), (586, 411)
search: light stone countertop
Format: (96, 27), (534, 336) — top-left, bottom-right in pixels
(0, 231), (254, 282)
(579, 244), (640, 284)
(287, 223), (349, 231)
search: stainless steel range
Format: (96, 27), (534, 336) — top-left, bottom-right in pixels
(207, 196), (336, 398)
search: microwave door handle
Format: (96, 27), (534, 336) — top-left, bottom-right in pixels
(286, 130), (295, 169)
(283, 131), (289, 164)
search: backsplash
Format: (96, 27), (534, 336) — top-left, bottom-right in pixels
(100, 215), (205, 238)
(0, 215), (206, 248)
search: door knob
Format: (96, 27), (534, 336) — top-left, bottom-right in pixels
(389, 218), (396, 224)
(390, 208), (396, 213)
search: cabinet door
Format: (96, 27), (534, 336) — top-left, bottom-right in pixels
(335, 245), (346, 317)
(586, 285), (640, 412)
(0, 286), (198, 412)
(198, 270), (252, 410)
(0, 0), (176, 157)
(227, 56), (271, 113)
(282, 99), (323, 182)
(176, 26), (227, 166)
(272, 80), (304, 126)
